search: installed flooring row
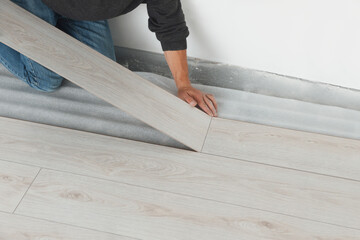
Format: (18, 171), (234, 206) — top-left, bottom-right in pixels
(0, 116), (359, 239)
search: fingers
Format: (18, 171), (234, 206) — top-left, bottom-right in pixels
(198, 99), (214, 116)
(203, 94), (218, 117)
(184, 94), (197, 107)
(178, 86), (218, 117)
(206, 94), (218, 112)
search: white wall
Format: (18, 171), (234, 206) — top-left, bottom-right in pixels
(109, 0), (360, 90)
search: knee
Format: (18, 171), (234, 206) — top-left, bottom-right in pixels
(26, 75), (63, 92)
(37, 81), (63, 92)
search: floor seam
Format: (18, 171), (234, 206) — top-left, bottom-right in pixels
(0, 146), (359, 183)
(12, 167), (42, 214)
(200, 116), (213, 152)
(0, 145), (359, 183)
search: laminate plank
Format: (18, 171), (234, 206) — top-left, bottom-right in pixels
(1, 116), (360, 229)
(0, 160), (39, 212)
(15, 169), (360, 240)
(202, 118), (360, 180)
(0, 0), (211, 151)
(0, 211), (135, 240)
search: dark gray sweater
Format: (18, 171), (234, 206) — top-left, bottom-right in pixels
(41, 0), (189, 51)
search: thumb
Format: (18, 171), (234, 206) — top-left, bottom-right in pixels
(184, 94), (197, 107)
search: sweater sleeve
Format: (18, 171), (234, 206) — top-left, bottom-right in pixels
(146, 0), (189, 51)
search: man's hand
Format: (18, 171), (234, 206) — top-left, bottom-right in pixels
(178, 85), (218, 117)
(164, 49), (219, 117)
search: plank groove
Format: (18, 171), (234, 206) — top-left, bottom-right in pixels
(0, 211), (135, 240)
(1, 116), (359, 230)
(15, 169), (360, 240)
(0, 160), (39, 213)
(0, 0), (211, 151)
(202, 118), (360, 181)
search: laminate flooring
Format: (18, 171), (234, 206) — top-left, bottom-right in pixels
(0, 116), (359, 239)
(1, 1), (360, 238)
(0, 0), (211, 151)
(203, 118), (360, 181)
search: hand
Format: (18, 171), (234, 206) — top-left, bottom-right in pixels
(178, 85), (218, 117)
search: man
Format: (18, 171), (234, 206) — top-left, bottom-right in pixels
(0, 0), (218, 117)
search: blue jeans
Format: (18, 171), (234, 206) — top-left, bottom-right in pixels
(0, 0), (116, 92)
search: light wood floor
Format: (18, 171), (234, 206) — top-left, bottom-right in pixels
(1, 2), (360, 238)
(203, 118), (360, 180)
(0, 116), (359, 239)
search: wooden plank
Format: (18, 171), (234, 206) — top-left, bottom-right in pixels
(15, 169), (360, 240)
(0, 212), (135, 240)
(202, 118), (360, 181)
(1, 117), (360, 229)
(0, 0), (211, 151)
(0, 160), (39, 212)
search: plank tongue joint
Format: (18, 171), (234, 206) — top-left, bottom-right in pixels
(0, 0), (211, 151)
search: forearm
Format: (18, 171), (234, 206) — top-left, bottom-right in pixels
(164, 50), (191, 89)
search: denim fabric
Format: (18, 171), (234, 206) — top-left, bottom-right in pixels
(0, 0), (116, 92)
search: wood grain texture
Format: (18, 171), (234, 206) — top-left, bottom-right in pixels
(0, 0), (211, 151)
(0, 160), (39, 212)
(1, 116), (360, 229)
(203, 118), (360, 180)
(0, 212), (135, 240)
(15, 169), (360, 240)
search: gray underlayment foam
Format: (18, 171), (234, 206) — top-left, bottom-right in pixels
(0, 63), (359, 150)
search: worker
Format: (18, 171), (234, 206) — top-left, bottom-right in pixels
(0, 0), (218, 117)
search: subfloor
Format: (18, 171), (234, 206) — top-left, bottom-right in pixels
(0, 116), (359, 239)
